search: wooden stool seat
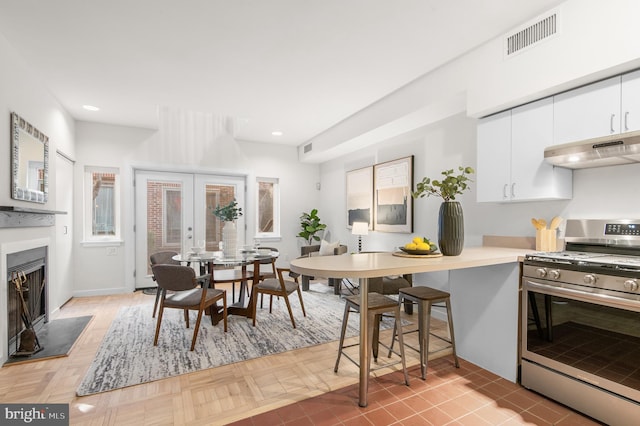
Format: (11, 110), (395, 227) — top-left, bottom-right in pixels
(391, 286), (459, 380)
(334, 293), (409, 386)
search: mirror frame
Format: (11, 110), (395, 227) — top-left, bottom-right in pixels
(10, 112), (49, 203)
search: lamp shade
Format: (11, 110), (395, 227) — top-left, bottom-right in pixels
(351, 221), (369, 236)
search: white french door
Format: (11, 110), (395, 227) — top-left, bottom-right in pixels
(134, 170), (245, 289)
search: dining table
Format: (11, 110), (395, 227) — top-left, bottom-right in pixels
(289, 247), (531, 407)
(172, 249), (278, 321)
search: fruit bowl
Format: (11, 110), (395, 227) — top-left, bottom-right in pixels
(399, 247), (437, 255)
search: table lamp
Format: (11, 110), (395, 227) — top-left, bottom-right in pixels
(351, 221), (369, 253)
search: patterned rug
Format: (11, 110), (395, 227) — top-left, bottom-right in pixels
(77, 284), (401, 396)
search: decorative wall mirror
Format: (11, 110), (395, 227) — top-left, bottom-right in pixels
(11, 112), (49, 203)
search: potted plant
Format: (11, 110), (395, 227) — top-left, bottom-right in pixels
(297, 209), (326, 245)
(412, 166), (474, 256)
(213, 199), (243, 222)
(213, 199), (243, 257)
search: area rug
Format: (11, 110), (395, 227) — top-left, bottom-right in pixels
(77, 285), (402, 396)
(4, 316), (93, 366)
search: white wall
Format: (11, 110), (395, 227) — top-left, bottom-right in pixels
(468, 0), (640, 117)
(73, 121), (320, 296)
(0, 33), (75, 364)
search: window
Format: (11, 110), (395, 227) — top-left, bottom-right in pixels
(84, 166), (121, 244)
(255, 177), (280, 239)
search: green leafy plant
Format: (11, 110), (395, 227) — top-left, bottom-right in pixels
(412, 166), (475, 201)
(213, 199), (243, 222)
(297, 209), (326, 245)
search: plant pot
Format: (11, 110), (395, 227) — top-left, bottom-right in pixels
(438, 201), (464, 256)
(222, 221), (237, 258)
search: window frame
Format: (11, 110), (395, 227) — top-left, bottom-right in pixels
(254, 176), (280, 240)
(82, 166), (122, 246)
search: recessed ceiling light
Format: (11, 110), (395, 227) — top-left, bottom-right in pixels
(271, 131), (283, 136)
(83, 105), (100, 111)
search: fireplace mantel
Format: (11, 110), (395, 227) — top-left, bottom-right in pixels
(0, 206), (66, 228)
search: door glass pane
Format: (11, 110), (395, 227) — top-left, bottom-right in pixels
(258, 181), (274, 233)
(203, 184), (236, 251)
(146, 180), (183, 273)
(92, 172), (116, 235)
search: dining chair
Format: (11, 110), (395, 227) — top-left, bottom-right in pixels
(251, 267), (306, 328)
(246, 248), (278, 308)
(151, 264), (227, 351)
(149, 251), (181, 318)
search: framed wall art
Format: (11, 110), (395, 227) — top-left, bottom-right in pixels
(345, 166), (373, 228)
(373, 155), (413, 233)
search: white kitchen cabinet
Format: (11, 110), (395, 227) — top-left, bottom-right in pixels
(477, 110), (511, 202)
(477, 97), (572, 203)
(552, 72), (640, 146)
(621, 69), (640, 133)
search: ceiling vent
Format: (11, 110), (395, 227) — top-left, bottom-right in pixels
(504, 9), (559, 58)
(303, 143), (313, 153)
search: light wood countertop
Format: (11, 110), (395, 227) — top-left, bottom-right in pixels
(289, 246), (533, 278)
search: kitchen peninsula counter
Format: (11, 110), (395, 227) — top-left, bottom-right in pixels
(290, 246), (532, 406)
(290, 246), (531, 278)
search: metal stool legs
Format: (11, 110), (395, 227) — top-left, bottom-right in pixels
(391, 287), (459, 380)
(334, 294), (409, 386)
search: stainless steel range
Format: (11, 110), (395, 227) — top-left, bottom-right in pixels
(521, 219), (640, 425)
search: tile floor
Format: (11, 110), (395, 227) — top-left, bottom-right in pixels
(228, 358), (602, 426)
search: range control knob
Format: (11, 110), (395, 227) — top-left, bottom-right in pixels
(548, 269), (561, 280)
(583, 274), (597, 285)
(624, 279), (638, 292)
(536, 268), (547, 278)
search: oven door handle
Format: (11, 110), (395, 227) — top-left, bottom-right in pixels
(525, 280), (640, 312)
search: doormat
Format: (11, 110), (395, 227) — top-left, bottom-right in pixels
(3, 316), (93, 366)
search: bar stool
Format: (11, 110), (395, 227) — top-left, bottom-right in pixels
(391, 286), (459, 379)
(334, 292), (409, 385)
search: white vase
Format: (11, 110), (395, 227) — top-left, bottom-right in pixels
(222, 221), (237, 258)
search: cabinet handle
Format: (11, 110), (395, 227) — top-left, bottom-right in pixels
(625, 111), (629, 131)
(511, 183), (516, 198)
(610, 113), (616, 133)
(503, 184), (508, 199)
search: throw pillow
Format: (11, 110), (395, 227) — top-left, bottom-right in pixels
(319, 239), (340, 256)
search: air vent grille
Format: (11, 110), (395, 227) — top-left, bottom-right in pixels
(504, 11), (558, 57)
(304, 143), (313, 153)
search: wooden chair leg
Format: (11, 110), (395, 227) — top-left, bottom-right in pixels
(269, 295), (274, 313)
(184, 309), (190, 328)
(191, 308), (204, 351)
(296, 287), (306, 317)
(152, 288), (162, 318)
(283, 293), (296, 328)
(252, 290), (259, 327)
(154, 306), (164, 346)
(222, 294), (228, 332)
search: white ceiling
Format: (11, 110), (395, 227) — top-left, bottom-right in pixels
(0, 0), (563, 146)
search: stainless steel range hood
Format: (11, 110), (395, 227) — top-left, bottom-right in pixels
(544, 130), (640, 169)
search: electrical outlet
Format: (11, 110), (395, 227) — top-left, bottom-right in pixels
(107, 247), (117, 256)
(282, 253), (289, 261)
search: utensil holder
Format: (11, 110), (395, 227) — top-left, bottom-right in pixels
(536, 229), (557, 252)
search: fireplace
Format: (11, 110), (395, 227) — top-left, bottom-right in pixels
(6, 246), (47, 357)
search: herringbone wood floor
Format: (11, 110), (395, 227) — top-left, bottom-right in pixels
(0, 283), (441, 425)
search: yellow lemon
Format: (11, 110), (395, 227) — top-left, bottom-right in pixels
(404, 242), (417, 250)
(412, 236), (423, 245)
(416, 242), (430, 251)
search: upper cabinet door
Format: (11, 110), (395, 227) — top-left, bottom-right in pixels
(476, 110), (511, 203)
(621, 69), (640, 133)
(553, 76), (622, 145)
(511, 97), (572, 201)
